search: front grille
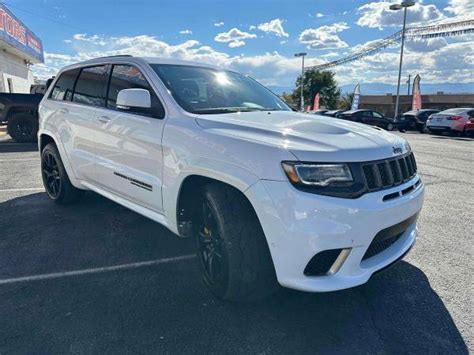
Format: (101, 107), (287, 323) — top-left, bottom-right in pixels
(304, 249), (343, 276)
(362, 233), (403, 260)
(362, 153), (417, 192)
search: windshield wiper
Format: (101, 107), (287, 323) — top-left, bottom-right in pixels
(193, 107), (283, 114)
(193, 108), (243, 114)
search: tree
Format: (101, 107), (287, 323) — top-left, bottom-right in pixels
(292, 69), (341, 110)
(338, 92), (354, 110)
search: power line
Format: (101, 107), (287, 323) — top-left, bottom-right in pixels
(0, 1), (89, 33)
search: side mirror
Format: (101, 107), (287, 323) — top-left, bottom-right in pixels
(116, 88), (151, 109)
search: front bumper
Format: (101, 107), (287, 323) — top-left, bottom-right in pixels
(245, 175), (424, 292)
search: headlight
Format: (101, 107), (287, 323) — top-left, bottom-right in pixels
(281, 162), (353, 186)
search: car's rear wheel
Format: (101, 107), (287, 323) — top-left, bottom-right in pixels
(7, 113), (38, 143)
(41, 143), (83, 204)
(194, 184), (278, 302)
(386, 123), (394, 131)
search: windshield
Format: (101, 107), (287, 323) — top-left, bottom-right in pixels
(151, 64), (291, 114)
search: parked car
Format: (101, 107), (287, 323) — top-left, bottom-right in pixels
(0, 77), (53, 142)
(38, 56), (424, 301)
(322, 109), (344, 118)
(426, 108), (474, 136)
(464, 116), (474, 137)
(398, 109), (440, 133)
(311, 109), (328, 115)
(339, 109), (396, 131)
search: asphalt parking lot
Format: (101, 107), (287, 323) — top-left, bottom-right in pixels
(0, 128), (472, 354)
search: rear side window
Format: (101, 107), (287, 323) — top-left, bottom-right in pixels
(107, 65), (164, 118)
(73, 66), (109, 107)
(49, 68), (80, 101)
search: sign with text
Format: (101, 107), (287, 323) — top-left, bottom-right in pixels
(0, 4), (44, 63)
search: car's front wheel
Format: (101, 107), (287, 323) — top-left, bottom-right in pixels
(386, 122), (394, 131)
(41, 143), (84, 204)
(194, 184), (278, 302)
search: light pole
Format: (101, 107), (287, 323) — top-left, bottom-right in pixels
(390, 0), (414, 118)
(294, 52), (307, 111)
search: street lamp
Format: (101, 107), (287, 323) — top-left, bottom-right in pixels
(294, 52), (307, 111)
(390, 0), (415, 118)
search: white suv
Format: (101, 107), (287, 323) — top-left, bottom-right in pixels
(38, 56), (424, 301)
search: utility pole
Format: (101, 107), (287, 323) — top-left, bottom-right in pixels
(294, 52), (307, 111)
(407, 74), (411, 96)
(389, 0), (415, 118)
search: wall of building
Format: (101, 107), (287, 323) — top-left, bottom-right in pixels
(360, 93), (474, 117)
(0, 49), (34, 93)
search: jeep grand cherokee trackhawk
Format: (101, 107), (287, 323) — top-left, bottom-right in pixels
(38, 56), (425, 301)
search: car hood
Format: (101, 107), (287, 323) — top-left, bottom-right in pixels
(195, 111), (410, 162)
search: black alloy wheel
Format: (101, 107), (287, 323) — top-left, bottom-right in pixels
(196, 201), (228, 293)
(41, 149), (62, 199)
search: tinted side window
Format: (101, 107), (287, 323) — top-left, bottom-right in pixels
(107, 65), (164, 118)
(73, 66), (108, 107)
(372, 112), (383, 119)
(49, 68), (80, 101)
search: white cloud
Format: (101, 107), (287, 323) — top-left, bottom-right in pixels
(32, 32), (474, 90)
(444, 0), (474, 16)
(228, 40), (245, 48)
(356, 2), (445, 30)
(72, 33), (107, 46)
(214, 27), (257, 47)
(299, 22), (349, 50)
(257, 18), (289, 37)
(214, 22), (224, 27)
(315, 13), (324, 18)
(179, 29), (192, 35)
(405, 37), (448, 53)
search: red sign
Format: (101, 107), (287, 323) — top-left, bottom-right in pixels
(313, 93), (320, 110)
(0, 7), (26, 45)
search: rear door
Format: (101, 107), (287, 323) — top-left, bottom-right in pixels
(360, 111), (374, 125)
(46, 66), (108, 182)
(93, 64), (166, 213)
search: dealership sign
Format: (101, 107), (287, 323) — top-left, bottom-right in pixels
(0, 4), (44, 63)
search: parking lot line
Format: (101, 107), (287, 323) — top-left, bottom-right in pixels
(0, 187), (44, 193)
(0, 158), (39, 162)
(0, 254), (196, 286)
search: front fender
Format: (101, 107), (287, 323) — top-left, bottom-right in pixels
(162, 155), (261, 234)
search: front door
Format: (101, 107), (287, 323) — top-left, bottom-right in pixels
(93, 64), (166, 213)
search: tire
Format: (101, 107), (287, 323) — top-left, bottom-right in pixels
(7, 113), (38, 143)
(194, 184), (278, 302)
(386, 123), (394, 131)
(41, 143), (83, 204)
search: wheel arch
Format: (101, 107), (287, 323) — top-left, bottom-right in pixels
(38, 131), (83, 189)
(174, 174), (260, 238)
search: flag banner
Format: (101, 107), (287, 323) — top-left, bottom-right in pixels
(351, 84), (360, 111)
(313, 93), (320, 110)
(306, 19), (473, 71)
(412, 74), (422, 111)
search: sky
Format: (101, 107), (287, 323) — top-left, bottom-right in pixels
(3, 0), (474, 90)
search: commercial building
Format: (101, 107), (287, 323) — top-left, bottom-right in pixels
(360, 93), (474, 117)
(0, 4), (44, 93)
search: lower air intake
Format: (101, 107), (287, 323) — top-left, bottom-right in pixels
(304, 249), (343, 276)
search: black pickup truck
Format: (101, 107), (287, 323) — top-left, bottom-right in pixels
(0, 78), (53, 142)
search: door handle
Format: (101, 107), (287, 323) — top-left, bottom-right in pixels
(59, 108), (69, 114)
(98, 116), (111, 123)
